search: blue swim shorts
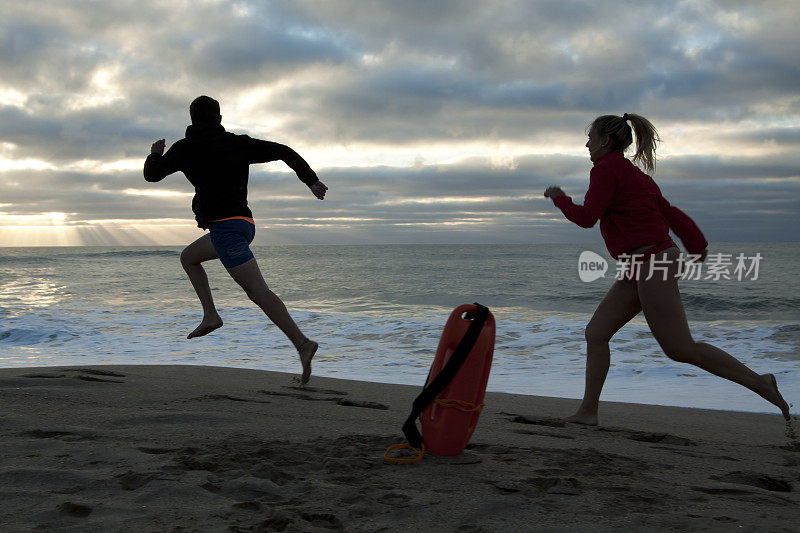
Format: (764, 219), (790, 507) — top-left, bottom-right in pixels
(209, 218), (256, 269)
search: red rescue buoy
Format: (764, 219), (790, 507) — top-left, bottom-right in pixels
(421, 303), (496, 456)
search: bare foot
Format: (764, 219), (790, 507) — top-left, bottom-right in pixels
(564, 412), (598, 426)
(763, 373), (791, 421)
(187, 315), (223, 339)
(298, 339), (318, 386)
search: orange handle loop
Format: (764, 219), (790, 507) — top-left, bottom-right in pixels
(433, 398), (485, 413)
(383, 443), (425, 464)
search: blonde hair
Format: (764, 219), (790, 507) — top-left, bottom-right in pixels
(588, 113), (661, 173)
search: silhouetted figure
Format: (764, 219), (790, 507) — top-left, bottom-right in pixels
(544, 113), (789, 425)
(144, 95), (327, 385)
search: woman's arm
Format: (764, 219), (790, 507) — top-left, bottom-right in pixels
(547, 166), (615, 228)
(656, 190), (708, 255)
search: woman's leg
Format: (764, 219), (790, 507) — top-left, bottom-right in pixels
(637, 248), (790, 420)
(226, 258), (318, 384)
(180, 234), (224, 339)
(566, 278), (642, 425)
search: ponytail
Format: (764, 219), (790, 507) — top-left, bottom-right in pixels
(589, 113), (661, 174)
(625, 113), (661, 174)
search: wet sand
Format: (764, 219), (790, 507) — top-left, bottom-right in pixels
(0, 365), (798, 532)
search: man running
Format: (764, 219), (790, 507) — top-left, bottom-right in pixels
(144, 95), (327, 385)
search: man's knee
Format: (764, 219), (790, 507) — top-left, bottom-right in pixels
(180, 247), (202, 268)
(179, 248), (192, 267)
(585, 324), (611, 346)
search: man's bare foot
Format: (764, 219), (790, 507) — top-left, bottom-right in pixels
(298, 339), (318, 386)
(564, 412), (598, 426)
(763, 373), (791, 421)
(187, 315), (223, 339)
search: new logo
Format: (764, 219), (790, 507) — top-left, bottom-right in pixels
(578, 251), (608, 282)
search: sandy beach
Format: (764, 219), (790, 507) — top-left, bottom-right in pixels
(0, 364), (797, 532)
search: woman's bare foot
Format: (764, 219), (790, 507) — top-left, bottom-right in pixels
(564, 411), (598, 426)
(763, 373), (791, 421)
(187, 314), (223, 339)
(298, 339), (318, 386)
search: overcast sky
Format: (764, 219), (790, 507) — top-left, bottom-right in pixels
(1, 0), (798, 246)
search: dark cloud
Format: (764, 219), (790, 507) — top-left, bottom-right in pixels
(0, 0), (798, 244)
(2, 152), (798, 244)
(656, 156), (800, 183)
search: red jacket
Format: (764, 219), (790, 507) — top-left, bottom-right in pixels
(552, 151), (707, 259)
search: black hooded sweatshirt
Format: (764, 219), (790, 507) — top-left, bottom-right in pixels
(143, 123), (318, 229)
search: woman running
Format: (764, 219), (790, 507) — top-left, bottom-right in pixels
(144, 96), (327, 385)
(544, 113), (790, 425)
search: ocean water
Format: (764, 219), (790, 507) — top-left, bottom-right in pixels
(1, 243), (798, 415)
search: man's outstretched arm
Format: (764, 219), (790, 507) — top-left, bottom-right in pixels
(247, 139), (327, 199)
(143, 139), (182, 182)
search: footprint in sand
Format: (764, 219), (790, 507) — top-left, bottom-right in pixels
(257, 509), (343, 531)
(116, 471), (159, 491)
(52, 486), (85, 495)
(299, 512), (343, 530)
(378, 492), (411, 507)
(692, 486), (756, 496)
(45, 368), (127, 383)
(259, 390), (332, 402)
(76, 375), (125, 383)
(712, 471), (793, 493)
(258, 388), (388, 410)
(257, 510), (294, 531)
(627, 432), (696, 446)
(504, 413), (566, 428)
(457, 526), (491, 533)
(489, 480), (524, 494)
(286, 385), (348, 395)
(137, 446), (180, 455)
(508, 413), (699, 447)
(504, 413), (577, 440)
(58, 502), (92, 518)
(513, 428), (575, 440)
(232, 501), (260, 511)
(21, 370), (125, 383)
(336, 399), (388, 410)
(215, 477), (285, 502)
(596, 426), (697, 446)
(526, 477), (582, 495)
(67, 369), (126, 377)
(252, 465), (294, 486)
(24, 430), (97, 442)
(192, 394), (272, 404)
(201, 482), (222, 494)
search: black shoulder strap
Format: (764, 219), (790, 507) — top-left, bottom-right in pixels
(402, 303), (489, 449)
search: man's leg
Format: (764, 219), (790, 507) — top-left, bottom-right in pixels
(565, 278), (642, 425)
(181, 234), (224, 339)
(226, 257), (317, 384)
